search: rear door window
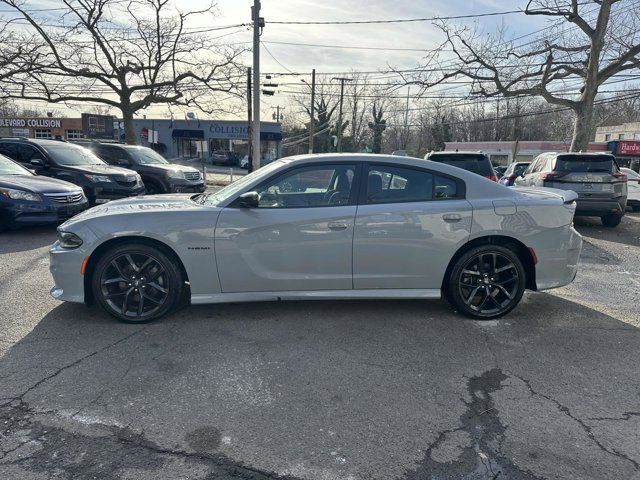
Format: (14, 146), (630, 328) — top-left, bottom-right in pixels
(430, 155), (493, 176)
(0, 143), (18, 160)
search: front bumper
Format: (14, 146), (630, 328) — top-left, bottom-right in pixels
(535, 224), (583, 291)
(1, 199), (88, 228)
(168, 180), (206, 193)
(49, 240), (87, 303)
(86, 184), (146, 205)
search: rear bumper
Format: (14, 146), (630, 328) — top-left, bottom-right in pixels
(575, 197), (626, 216)
(535, 225), (583, 291)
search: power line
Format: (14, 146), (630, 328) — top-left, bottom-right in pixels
(267, 9), (526, 25)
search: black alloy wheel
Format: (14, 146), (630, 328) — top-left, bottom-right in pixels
(92, 244), (183, 323)
(447, 245), (526, 319)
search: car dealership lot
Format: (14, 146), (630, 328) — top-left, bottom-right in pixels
(0, 214), (639, 479)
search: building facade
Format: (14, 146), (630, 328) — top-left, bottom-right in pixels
(0, 116), (83, 140)
(595, 122), (640, 142)
(129, 118), (282, 162)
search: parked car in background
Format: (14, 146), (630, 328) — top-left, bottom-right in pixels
(50, 153), (582, 323)
(621, 167), (640, 211)
(515, 152), (627, 227)
(0, 153), (87, 231)
(425, 151), (498, 181)
(0, 138), (145, 206)
(499, 162), (531, 186)
(85, 142), (205, 194)
(494, 165), (506, 179)
(210, 149), (237, 166)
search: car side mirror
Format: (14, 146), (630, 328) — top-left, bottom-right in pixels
(116, 158), (130, 166)
(30, 158), (45, 168)
(239, 191), (259, 208)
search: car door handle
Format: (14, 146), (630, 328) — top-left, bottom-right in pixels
(328, 222), (348, 231)
(442, 213), (462, 222)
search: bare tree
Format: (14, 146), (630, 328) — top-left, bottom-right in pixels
(0, 0), (244, 143)
(411, 0), (640, 151)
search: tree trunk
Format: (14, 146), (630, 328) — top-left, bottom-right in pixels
(570, 103), (594, 152)
(121, 108), (136, 145)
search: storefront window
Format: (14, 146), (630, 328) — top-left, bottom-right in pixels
(66, 130), (83, 139)
(34, 129), (52, 139)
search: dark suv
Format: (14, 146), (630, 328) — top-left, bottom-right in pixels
(83, 143), (205, 194)
(425, 151), (497, 181)
(515, 152), (627, 227)
(0, 138), (145, 206)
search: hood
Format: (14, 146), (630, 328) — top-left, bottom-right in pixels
(60, 193), (208, 228)
(0, 174), (81, 193)
(511, 186), (579, 204)
(63, 163), (138, 179)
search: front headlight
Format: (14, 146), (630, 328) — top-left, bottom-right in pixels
(0, 188), (42, 202)
(166, 169), (185, 180)
(57, 230), (83, 249)
(83, 174), (112, 183)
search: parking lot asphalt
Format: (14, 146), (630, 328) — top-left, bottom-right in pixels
(0, 213), (639, 479)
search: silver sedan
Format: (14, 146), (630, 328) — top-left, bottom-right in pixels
(49, 154), (583, 323)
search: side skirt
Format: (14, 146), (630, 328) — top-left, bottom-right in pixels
(191, 289), (441, 305)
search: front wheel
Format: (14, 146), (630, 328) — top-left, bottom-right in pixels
(92, 244), (184, 323)
(601, 213), (622, 227)
(446, 245), (526, 320)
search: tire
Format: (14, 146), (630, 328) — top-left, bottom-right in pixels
(92, 243), (184, 323)
(446, 244), (526, 320)
(144, 180), (165, 195)
(601, 214), (622, 227)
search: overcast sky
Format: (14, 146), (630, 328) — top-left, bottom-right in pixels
(6, 0), (547, 119)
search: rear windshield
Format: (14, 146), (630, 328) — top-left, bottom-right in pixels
(430, 155), (493, 176)
(554, 155), (615, 173)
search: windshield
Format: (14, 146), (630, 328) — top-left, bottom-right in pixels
(203, 160), (285, 205)
(44, 144), (106, 166)
(513, 163), (530, 176)
(0, 154), (33, 175)
(128, 148), (169, 165)
(430, 155), (493, 176)
(555, 155), (614, 173)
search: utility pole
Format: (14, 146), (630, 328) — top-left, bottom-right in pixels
(308, 68), (316, 154)
(333, 76), (352, 153)
(251, 0), (262, 171)
(403, 86), (410, 150)
(247, 67), (253, 173)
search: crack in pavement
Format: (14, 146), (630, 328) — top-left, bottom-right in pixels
(509, 372), (640, 471)
(401, 368), (544, 480)
(0, 327), (147, 409)
(0, 399), (304, 480)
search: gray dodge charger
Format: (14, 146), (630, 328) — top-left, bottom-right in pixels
(49, 154), (583, 323)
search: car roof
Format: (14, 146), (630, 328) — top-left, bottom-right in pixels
(429, 151), (489, 157)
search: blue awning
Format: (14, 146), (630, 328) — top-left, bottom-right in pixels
(172, 129), (204, 139)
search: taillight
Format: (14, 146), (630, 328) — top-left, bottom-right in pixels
(612, 172), (627, 180)
(540, 171), (568, 181)
(485, 175), (498, 182)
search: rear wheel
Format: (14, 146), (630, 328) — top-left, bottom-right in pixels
(601, 214), (622, 227)
(92, 244), (183, 323)
(446, 245), (526, 320)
